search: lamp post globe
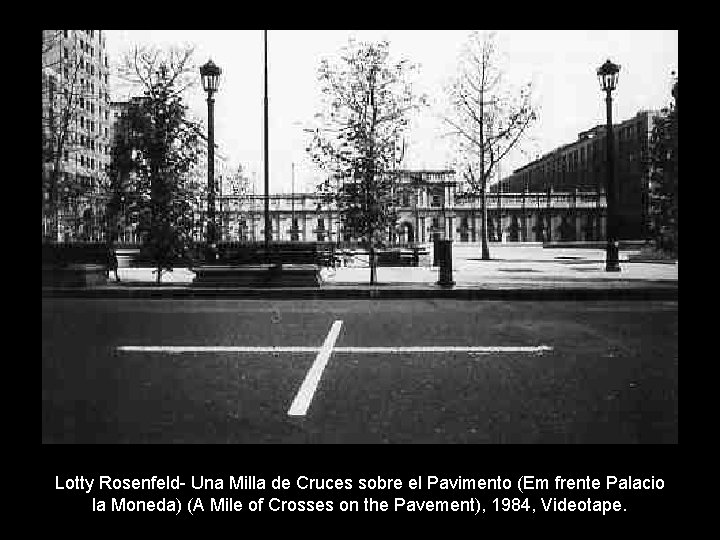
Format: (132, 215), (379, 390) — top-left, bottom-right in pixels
(200, 59), (222, 262)
(597, 59), (621, 272)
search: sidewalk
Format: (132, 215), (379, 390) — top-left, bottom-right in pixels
(42, 244), (677, 300)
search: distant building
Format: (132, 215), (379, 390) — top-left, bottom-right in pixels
(42, 30), (113, 241)
(213, 169), (607, 245)
(500, 110), (658, 239)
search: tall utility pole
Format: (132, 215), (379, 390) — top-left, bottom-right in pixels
(263, 30), (271, 251)
(291, 162), (295, 241)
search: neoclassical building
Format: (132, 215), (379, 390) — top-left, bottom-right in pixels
(207, 170), (607, 245)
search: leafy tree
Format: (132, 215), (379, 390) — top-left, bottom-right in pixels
(308, 38), (425, 283)
(107, 45), (201, 282)
(445, 31), (537, 259)
(649, 73), (678, 256)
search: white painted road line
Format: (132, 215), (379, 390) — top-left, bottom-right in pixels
(117, 346), (319, 353)
(287, 320), (343, 417)
(334, 346), (553, 354)
(117, 345), (552, 354)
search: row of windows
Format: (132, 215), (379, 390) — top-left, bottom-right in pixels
(78, 99), (111, 121)
(61, 53), (109, 84)
(64, 30), (96, 39)
(75, 135), (111, 155)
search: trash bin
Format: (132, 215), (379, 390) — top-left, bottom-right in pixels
(433, 239), (441, 267)
(436, 239), (454, 286)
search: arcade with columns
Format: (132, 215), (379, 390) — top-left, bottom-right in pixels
(209, 170), (608, 245)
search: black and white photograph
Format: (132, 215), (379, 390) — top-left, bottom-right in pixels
(42, 29), (678, 445)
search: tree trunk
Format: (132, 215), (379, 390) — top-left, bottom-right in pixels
(480, 186), (490, 260)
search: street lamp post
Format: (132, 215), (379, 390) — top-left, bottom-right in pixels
(200, 59), (222, 263)
(263, 30), (271, 252)
(597, 59), (621, 272)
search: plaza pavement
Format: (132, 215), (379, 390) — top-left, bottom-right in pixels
(43, 243), (677, 299)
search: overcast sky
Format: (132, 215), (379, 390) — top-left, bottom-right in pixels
(105, 30), (678, 193)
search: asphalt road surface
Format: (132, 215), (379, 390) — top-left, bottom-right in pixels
(42, 299), (678, 443)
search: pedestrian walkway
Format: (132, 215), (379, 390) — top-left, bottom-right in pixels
(110, 244), (677, 285)
(42, 244), (677, 300)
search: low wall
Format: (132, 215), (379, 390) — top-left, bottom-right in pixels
(42, 263), (108, 287)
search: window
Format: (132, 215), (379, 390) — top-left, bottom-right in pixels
(64, 30), (68, 38)
(80, 117), (84, 128)
(64, 150), (69, 161)
(317, 218), (325, 230)
(104, 128), (108, 138)
(80, 135), (85, 146)
(80, 155), (84, 167)
(64, 47), (68, 60)
(104, 74), (108, 85)
(91, 159), (95, 170)
(80, 98), (84, 109)
(80, 39), (84, 50)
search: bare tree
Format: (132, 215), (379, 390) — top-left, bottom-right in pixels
(444, 31), (537, 259)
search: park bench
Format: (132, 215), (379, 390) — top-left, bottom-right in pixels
(193, 242), (322, 287)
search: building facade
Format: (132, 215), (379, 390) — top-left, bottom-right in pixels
(210, 170), (607, 245)
(42, 30), (113, 241)
(500, 110), (657, 240)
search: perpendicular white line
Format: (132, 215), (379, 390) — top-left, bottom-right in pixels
(287, 320), (343, 417)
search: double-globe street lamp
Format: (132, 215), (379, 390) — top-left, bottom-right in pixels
(200, 59), (222, 262)
(597, 59), (621, 272)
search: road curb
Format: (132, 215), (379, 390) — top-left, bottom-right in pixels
(42, 285), (678, 301)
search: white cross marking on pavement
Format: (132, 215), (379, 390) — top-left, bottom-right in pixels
(115, 325), (553, 418)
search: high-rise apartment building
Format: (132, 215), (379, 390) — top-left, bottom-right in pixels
(42, 29), (112, 241)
